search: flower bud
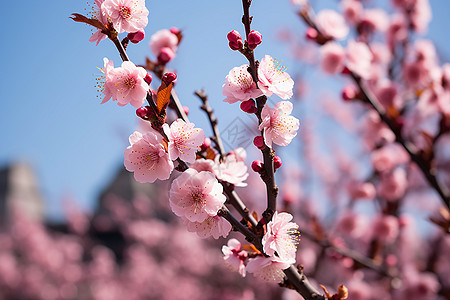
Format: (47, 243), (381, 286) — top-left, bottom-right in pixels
(253, 136), (265, 149)
(305, 27), (318, 40)
(200, 138), (211, 151)
(240, 99), (257, 113)
(127, 30), (145, 44)
(170, 27), (180, 35)
(136, 106), (149, 119)
(183, 106), (189, 116)
(144, 73), (153, 85)
(342, 85), (356, 101)
(247, 30), (262, 50)
(274, 156), (282, 170)
(227, 30), (243, 51)
(162, 72), (177, 85)
(251, 160), (264, 173)
(158, 47), (175, 65)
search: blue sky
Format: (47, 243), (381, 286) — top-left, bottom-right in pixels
(1, 0), (449, 220)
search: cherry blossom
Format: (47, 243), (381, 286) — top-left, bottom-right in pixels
(89, 0), (108, 45)
(184, 215), (232, 239)
(169, 169), (226, 222)
(213, 151), (249, 187)
(101, 0), (149, 33)
(222, 239), (248, 277)
(257, 55), (294, 100)
(124, 131), (173, 183)
(320, 42), (345, 74)
(246, 256), (294, 282)
(101, 59), (149, 108)
(259, 101), (300, 147)
(163, 119), (205, 163)
(346, 40), (373, 79)
(262, 212), (300, 261)
(222, 65), (263, 103)
(316, 10), (349, 40)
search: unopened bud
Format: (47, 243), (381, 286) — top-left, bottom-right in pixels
(127, 30), (145, 44)
(274, 156), (282, 170)
(136, 106), (149, 119)
(144, 73), (153, 85)
(183, 106), (189, 116)
(342, 86), (356, 101)
(201, 138), (211, 151)
(240, 99), (257, 113)
(162, 72), (177, 85)
(247, 30), (262, 50)
(252, 160), (264, 173)
(158, 47), (175, 65)
(170, 27), (180, 35)
(227, 30), (244, 51)
(305, 27), (318, 40)
(253, 136), (265, 149)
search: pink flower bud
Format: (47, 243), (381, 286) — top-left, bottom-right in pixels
(240, 99), (257, 113)
(273, 156), (282, 170)
(170, 27), (180, 35)
(253, 136), (265, 149)
(247, 30), (262, 50)
(200, 137), (211, 151)
(305, 27), (318, 40)
(183, 106), (189, 116)
(127, 30), (145, 44)
(162, 72), (177, 85)
(342, 85), (356, 101)
(144, 73), (153, 85)
(158, 47), (175, 65)
(136, 106), (149, 119)
(227, 30), (243, 51)
(251, 160), (264, 172)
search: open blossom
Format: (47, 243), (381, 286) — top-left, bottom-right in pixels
(346, 40), (373, 79)
(124, 131), (173, 183)
(184, 215), (232, 239)
(222, 239), (248, 277)
(101, 59), (149, 108)
(259, 101), (300, 147)
(262, 212), (300, 261)
(246, 255), (294, 282)
(316, 10), (349, 40)
(257, 55), (294, 100)
(169, 169), (226, 222)
(89, 0), (108, 45)
(163, 119), (205, 163)
(320, 42), (345, 74)
(222, 65), (262, 103)
(213, 151), (249, 187)
(101, 0), (149, 33)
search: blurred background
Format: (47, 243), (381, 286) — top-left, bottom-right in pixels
(1, 0), (450, 299)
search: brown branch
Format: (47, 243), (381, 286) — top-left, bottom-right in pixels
(241, 0), (259, 85)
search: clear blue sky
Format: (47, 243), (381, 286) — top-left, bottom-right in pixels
(1, 0), (449, 220)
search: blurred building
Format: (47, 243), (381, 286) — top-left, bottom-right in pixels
(0, 163), (45, 224)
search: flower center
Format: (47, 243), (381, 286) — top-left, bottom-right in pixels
(123, 77), (136, 89)
(146, 152), (159, 161)
(191, 191), (206, 213)
(120, 6), (132, 20)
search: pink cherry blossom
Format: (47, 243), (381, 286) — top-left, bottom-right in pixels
(89, 0), (108, 45)
(222, 239), (248, 277)
(163, 119), (205, 163)
(377, 168), (408, 201)
(347, 180), (376, 200)
(257, 55), (294, 100)
(371, 143), (409, 173)
(101, 59), (149, 108)
(184, 215), (232, 239)
(169, 169), (226, 222)
(316, 10), (349, 40)
(101, 0), (149, 33)
(346, 40), (373, 79)
(149, 29), (179, 59)
(320, 42), (345, 74)
(259, 101), (300, 147)
(262, 211), (300, 261)
(124, 131), (174, 183)
(213, 152), (249, 187)
(340, 0), (363, 24)
(372, 215), (399, 243)
(222, 65), (263, 104)
(246, 256), (294, 282)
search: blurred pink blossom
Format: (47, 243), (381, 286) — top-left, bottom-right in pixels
(316, 10), (349, 40)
